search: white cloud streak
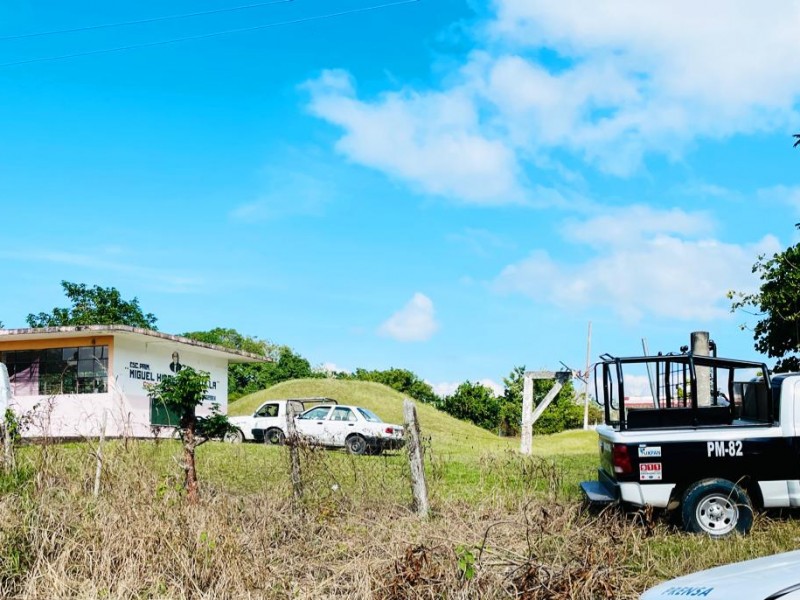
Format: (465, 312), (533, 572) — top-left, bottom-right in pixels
(494, 208), (781, 322)
(304, 2), (800, 203)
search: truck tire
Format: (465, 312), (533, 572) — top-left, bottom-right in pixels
(681, 478), (753, 537)
(224, 428), (244, 444)
(346, 434), (367, 455)
(265, 428), (285, 445)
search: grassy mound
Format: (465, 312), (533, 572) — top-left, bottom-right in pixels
(228, 378), (517, 457)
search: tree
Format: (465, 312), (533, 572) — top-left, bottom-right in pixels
(183, 328), (275, 400)
(27, 281), (157, 329)
(730, 231), (800, 372)
(147, 367), (230, 504)
(339, 368), (439, 404)
(501, 366), (583, 435)
(439, 381), (500, 430)
(261, 346), (320, 387)
(183, 329), (323, 399)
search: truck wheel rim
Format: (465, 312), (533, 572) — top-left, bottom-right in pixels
(696, 493), (738, 535)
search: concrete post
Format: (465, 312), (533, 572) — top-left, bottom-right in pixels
(520, 375), (534, 455)
(691, 331), (711, 407)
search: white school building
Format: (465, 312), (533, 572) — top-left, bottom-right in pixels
(0, 325), (265, 439)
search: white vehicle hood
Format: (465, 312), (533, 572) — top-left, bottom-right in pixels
(227, 415), (253, 427)
(642, 550), (800, 599)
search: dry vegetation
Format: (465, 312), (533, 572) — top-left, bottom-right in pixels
(1, 434), (800, 600)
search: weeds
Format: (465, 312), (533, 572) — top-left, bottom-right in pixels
(0, 438), (798, 599)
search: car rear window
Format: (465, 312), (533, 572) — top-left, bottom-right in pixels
(357, 408), (382, 423)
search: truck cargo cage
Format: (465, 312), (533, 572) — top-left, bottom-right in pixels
(593, 353), (772, 430)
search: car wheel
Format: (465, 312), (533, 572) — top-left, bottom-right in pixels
(265, 428), (285, 445)
(346, 434), (367, 455)
(682, 478), (753, 537)
(224, 428), (244, 444)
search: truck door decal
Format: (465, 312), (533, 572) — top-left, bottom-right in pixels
(706, 441), (743, 458)
(640, 462), (663, 481)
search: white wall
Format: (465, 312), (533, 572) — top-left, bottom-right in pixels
(11, 336), (229, 439)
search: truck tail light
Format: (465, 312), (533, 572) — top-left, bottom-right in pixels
(612, 443), (633, 475)
(385, 427), (394, 434)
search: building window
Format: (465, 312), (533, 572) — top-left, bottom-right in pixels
(0, 345), (109, 395)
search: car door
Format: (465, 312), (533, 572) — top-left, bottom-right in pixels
(294, 405), (333, 444)
(252, 402), (281, 434)
(326, 407), (359, 447)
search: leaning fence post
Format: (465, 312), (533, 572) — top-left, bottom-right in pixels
(285, 403), (303, 507)
(403, 398), (429, 518)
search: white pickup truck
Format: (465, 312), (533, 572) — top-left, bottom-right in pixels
(581, 352), (800, 536)
(226, 397), (336, 444)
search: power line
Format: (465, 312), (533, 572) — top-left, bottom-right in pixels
(0, 0), (420, 68)
(0, 0), (294, 42)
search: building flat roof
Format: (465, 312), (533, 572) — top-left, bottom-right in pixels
(0, 325), (270, 363)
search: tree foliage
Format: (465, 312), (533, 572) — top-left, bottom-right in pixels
(730, 231), (800, 373)
(439, 381), (500, 430)
(183, 328), (321, 399)
(338, 367), (439, 404)
(147, 366), (230, 503)
(26, 281), (157, 329)
(499, 366), (584, 435)
(436, 366), (585, 436)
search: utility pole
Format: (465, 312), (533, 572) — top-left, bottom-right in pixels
(582, 321), (592, 430)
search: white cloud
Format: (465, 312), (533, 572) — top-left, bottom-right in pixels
(378, 293), (440, 342)
(494, 208), (781, 322)
(478, 378), (505, 397)
(305, 70), (523, 204)
(318, 362), (348, 375)
(429, 381), (459, 397)
(304, 2), (800, 201)
(429, 378), (504, 397)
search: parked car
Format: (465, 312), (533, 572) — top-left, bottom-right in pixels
(226, 397), (336, 444)
(286, 404), (405, 455)
(641, 550), (800, 599)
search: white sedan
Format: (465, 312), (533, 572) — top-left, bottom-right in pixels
(641, 550), (800, 599)
(293, 404), (405, 455)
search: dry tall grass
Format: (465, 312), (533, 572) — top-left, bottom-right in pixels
(1, 439), (799, 599)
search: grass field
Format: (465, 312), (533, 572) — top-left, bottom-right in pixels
(1, 379), (799, 598)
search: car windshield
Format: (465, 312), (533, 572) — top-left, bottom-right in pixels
(356, 407), (382, 423)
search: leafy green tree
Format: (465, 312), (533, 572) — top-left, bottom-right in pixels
(147, 367), (230, 504)
(260, 346), (320, 387)
(730, 231), (800, 373)
(183, 329), (321, 399)
(339, 367), (439, 404)
(183, 328), (275, 400)
(439, 381), (501, 430)
(27, 281), (157, 329)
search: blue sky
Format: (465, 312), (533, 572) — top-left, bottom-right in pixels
(2, 0), (799, 396)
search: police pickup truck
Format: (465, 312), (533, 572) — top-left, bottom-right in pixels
(580, 352), (800, 537)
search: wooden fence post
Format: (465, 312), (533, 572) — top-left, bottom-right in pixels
(285, 403), (303, 507)
(93, 410), (108, 498)
(403, 399), (429, 518)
